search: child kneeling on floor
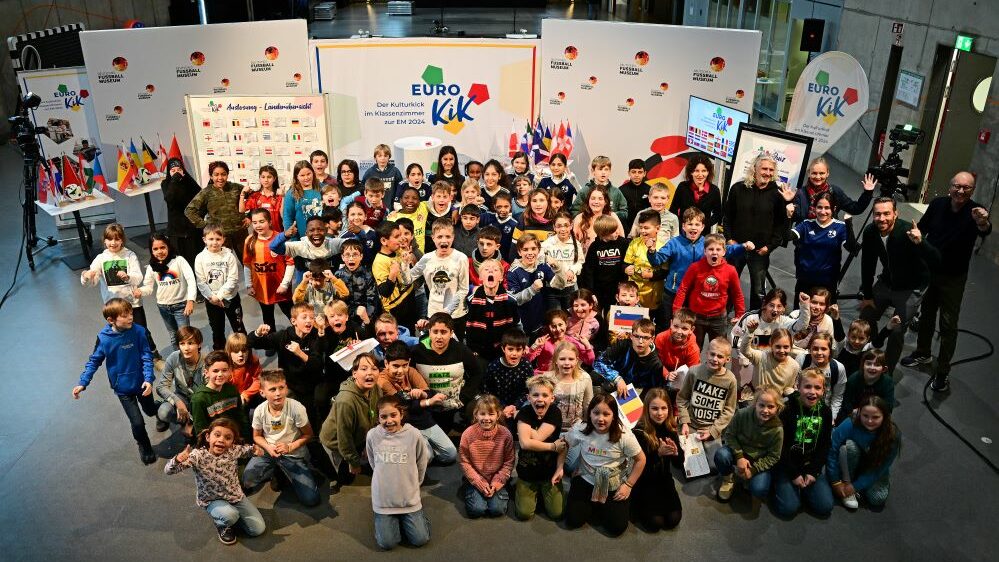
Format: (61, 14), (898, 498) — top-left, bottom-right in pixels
(828, 396), (900, 510)
(241, 370), (321, 507)
(459, 395), (516, 518)
(165, 418), (266, 545)
(367, 394), (432, 550)
(714, 384), (784, 502)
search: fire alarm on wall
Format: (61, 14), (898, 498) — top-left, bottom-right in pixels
(979, 129), (991, 143)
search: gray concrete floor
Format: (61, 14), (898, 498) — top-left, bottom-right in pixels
(0, 143), (997, 560)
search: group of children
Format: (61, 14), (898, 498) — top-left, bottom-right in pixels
(73, 144), (903, 548)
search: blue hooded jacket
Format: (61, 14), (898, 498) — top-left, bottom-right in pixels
(372, 325), (420, 363)
(78, 323), (155, 396)
(647, 235), (746, 294)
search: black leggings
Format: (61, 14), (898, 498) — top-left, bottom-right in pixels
(565, 475), (631, 537)
(259, 300), (293, 332)
(205, 294), (246, 350)
(631, 482), (682, 531)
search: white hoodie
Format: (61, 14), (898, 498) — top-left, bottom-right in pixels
(194, 247), (240, 301)
(81, 248), (144, 307)
(541, 234), (583, 290)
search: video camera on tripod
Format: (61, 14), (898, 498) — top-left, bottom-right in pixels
(9, 92), (57, 269)
(867, 124), (925, 198)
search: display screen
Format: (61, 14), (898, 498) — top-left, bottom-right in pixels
(685, 95), (750, 163)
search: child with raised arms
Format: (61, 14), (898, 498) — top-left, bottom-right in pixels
(528, 309), (595, 372)
(460, 395), (516, 518)
(166, 418), (265, 545)
(366, 394), (432, 550)
(82, 223), (159, 357)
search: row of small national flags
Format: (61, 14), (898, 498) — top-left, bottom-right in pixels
(115, 134), (184, 193)
(509, 117), (574, 165)
(37, 134), (186, 205)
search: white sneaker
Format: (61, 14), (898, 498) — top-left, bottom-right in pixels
(842, 494), (859, 510)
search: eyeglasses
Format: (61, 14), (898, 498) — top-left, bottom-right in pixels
(950, 183), (975, 192)
(631, 333), (653, 341)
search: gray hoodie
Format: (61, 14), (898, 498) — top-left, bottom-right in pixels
(365, 423), (430, 515)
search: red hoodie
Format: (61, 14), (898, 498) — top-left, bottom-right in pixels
(654, 329), (702, 376)
(673, 257), (745, 318)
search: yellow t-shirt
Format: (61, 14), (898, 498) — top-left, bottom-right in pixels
(387, 202), (429, 253)
(624, 236), (665, 309)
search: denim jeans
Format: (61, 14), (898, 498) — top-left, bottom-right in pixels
(714, 445), (772, 498)
(420, 425), (457, 465)
(206, 498), (266, 536)
(157, 302), (191, 348)
(373, 510), (431, 550)
(117, 392), (158, 450)
(840, 440), (891, 507)
(464, 485), (509, 518)
(242, 452), (321, 507)
(731, 250), (771, 310)
(771, 466), (834, 517)
(156, 396), (192, 425)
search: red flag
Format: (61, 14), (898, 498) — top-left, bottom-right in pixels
(157, 136), (169, 173)
(61, 154), (86, 199)
(167, 134), (184, 166)
(36, 162), (51, 204)
(508, 121), (519, 158)
(554, 122), (567, 155)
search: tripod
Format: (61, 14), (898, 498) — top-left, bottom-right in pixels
(10, 105), (58, 271)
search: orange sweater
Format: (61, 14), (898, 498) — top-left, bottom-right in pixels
(230, 354), (261, 401)
(459, 424), (515, 494)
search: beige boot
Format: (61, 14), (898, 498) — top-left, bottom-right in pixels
(718, 474), (735, 501)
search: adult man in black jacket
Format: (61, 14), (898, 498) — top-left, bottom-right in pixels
(901, 172), (991, 391)
(859, 197), (941, 375)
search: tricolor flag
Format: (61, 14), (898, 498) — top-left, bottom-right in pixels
(261, 118), (271, 127)
(614, 384), (644, 429)
(231, 118), (241, 127)
(116, 145), (137, 191)
(205, 147), (216, 156)
(92, 153), (110, 193)
(290, 118), (301, 126)
(128, 139), (143, 174)
(290, 132), (302, 141)
(61, 154), (85, 197)
(234, 147), (245, 156)
(37, 161), (53, 203)
(202, 119), (211, 128)
(79, 152), (94, 192)
(50, 159), (62, 193)
(140, 138), (158, 174)
(563, 123), (574, 156)
(263, 147), (274, 156)
(610, 306), (648, 332)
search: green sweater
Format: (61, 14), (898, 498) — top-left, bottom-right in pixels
(571, 180), (629, 225)
(319, 378), (383, 467)
(723, 405), (784, 475)
(191, 382), (249, 437)
(184, 181), (245, 234)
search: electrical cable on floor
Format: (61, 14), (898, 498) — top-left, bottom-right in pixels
(0, 177), (27, 312)
(921, 328), (998, 475)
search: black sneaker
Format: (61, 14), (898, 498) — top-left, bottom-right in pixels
(930, 376), (950, 392)
(901, 353), (932, 367)
(139, 445), (157, 465)
(217, 525), (237, 545)
(156, 420), (170, 432)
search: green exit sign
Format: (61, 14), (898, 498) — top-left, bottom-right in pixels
(956, 35), (974, 52)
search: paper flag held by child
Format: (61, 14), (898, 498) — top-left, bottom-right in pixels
(330, 338), (379, 371)
(608, 305), (649, 333)
(612, 383), (643, 430)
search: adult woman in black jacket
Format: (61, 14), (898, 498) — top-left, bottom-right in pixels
(669, 153), (723, 230)
(161, 158), (203, 268)
(723, 153), (794, 309)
